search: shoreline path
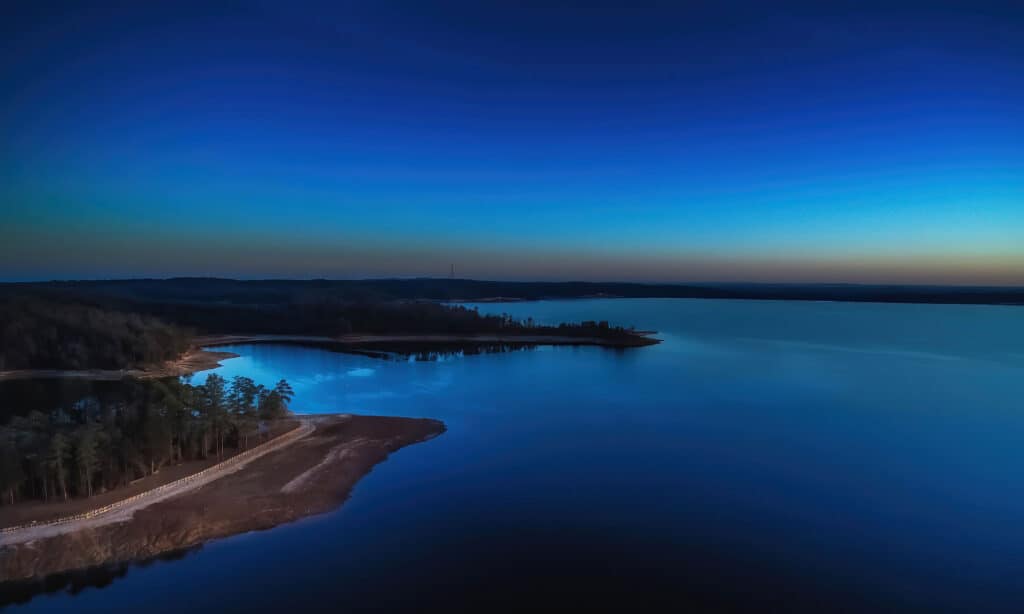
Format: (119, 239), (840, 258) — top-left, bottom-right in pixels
(0, 417), (318, 548)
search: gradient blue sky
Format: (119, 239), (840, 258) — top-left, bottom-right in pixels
(2, 1), (1022, 283)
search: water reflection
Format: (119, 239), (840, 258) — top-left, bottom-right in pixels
(189, 342), (546, 416)
(0, 547), (201, 606)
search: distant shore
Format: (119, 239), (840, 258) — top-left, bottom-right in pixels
(8, 278), (1021, 306)
(0, 414), (444, 585)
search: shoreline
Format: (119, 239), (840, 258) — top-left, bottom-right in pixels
(197, 331), (661, 349)
(0, 331), (660, 381)
(0, 413), (445, 586)
(0, 347), (239, 382)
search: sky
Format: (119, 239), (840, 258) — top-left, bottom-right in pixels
(2, 1), (1022, 284)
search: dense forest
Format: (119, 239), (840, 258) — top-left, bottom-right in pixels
(0, 296), (190, 371)
(0, 375), (293, 505)
(140, 299), (640, 339)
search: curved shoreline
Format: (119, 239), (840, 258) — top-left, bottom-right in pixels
(197, 332), (661, 349)
(0, 331), (660, 382)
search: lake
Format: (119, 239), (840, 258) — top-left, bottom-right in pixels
(8, 298), (1024, 611)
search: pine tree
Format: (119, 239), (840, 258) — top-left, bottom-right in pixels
(274, 380), (294, 406)
(47, 432), (70, 501)
(0, 431), (25, 505)
(75, 426), (100, 497)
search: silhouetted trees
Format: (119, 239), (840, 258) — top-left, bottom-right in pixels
(0, 296), (190, 371)
(0, 288), (647, 373)
(10, 277), (1021, 306)
(0, 376), (293, 505)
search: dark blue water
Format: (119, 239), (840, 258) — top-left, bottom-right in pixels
(11, 299), (1024, 611)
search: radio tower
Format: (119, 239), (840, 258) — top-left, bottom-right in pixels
(450, 263), (455, 279)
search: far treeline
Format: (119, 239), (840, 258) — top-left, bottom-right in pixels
(0, 289), (645, 371)
(0, 375), (294, 505)
(5, 277), (1023, 305)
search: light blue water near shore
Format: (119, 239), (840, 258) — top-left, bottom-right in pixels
(11, 299), (1024, 611)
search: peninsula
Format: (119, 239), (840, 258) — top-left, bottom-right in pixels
(0, 284), (659, 379)
(1, 414), (444, 583)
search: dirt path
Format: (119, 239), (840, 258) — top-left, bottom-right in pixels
(0, 418), (316, 548)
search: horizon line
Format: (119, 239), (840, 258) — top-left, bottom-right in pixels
(2, 276), (1023, 291)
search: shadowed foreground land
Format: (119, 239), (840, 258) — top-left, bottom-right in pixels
(0, 414), (444, 587)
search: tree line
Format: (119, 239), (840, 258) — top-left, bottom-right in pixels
(0, 296), (190, 371)
(1, 292), (645, 372)
(0, 375), (294, 505)
(9, 277), (1020, 305)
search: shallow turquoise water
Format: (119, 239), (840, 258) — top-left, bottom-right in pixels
(10, 299), (1024, 611)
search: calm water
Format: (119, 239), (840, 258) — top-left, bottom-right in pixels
(9, 299), (1024, 611)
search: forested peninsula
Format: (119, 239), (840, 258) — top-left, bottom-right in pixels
(0, 283), (657, 373)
